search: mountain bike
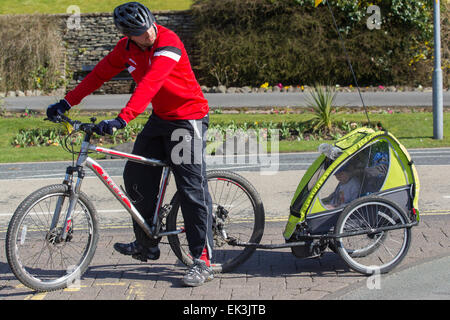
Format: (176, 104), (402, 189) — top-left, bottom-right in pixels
(5, 115), (265, 292)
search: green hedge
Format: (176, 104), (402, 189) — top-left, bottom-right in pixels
(191, 0), (444, 87)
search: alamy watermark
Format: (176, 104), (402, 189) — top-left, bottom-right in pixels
(67, 5), (82, 30)
(366, 266), (382, 290)
(66, 265), (81, 290)
(366, 5), (382, 30)
(170, 128), (280, 175)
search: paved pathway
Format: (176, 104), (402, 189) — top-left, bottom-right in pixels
(0, 166), (449, 302)
(331, 254), (450, 300)
(1, 217), (449, 301)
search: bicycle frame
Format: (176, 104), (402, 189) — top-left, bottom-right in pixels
(56, 137), (184, 241)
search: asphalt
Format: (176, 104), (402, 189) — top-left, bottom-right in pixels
(2, 91), (450, 111)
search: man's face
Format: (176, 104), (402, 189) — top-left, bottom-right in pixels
(130, 26), (157, 48)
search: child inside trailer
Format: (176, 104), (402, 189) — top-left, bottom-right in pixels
(323, 163), (360, 209)
(322, 146), (390, 210)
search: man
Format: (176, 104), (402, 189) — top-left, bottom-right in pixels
(46, 2), (214, 287)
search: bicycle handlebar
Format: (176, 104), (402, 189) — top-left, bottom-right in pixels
(46, 112), (97, 135)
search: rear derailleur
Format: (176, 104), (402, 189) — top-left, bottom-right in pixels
(212, 205), (229, 247)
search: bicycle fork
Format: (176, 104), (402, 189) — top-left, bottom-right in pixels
(47, 165), (84, 242)
(49, 140), (91, 243)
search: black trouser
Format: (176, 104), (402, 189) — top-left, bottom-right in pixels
(123, 113), (213, 260)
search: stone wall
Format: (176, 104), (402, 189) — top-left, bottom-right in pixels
(55, 11), (195, 94)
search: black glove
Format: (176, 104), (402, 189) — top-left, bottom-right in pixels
(46, 99), (71, 122)
(94, 117), (127, 135)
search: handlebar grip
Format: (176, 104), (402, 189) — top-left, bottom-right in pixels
(45, 113), (94, 134)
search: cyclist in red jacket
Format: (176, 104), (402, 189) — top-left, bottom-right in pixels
(46, 1), (213, 287)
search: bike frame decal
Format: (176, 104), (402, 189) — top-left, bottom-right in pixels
(85, 157), (158, 240)
(94, 147), (147, 161)
(66, 219), (72, 232)
(91, 163), (132, 209)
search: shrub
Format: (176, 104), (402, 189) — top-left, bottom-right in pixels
(0, 15), (66, 92)
(191, 0), (439, 87)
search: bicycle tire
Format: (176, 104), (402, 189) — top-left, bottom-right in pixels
(6, 184), (98, 292)
(334, 196), (411, 275)
(167, 170), (265, 273)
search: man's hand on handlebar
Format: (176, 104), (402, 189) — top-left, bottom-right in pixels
(93, 117), (127, 136)
(46, 100), (71, 122)
(45, 108), (127, 136)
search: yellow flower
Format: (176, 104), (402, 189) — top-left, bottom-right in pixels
(260, 82), (269, 88)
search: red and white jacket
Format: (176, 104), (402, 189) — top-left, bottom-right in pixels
(64, 24), (209, 123)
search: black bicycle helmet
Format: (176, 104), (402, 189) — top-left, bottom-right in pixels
(113, 2), (156, 36)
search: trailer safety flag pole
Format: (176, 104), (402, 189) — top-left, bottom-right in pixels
(314, 0), (371, 125)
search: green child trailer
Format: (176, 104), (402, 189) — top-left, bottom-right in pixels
(229, 127), (420, 275)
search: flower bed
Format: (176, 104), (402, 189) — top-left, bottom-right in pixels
(200, 84), (440, 94)
(11, 116), (378, 149)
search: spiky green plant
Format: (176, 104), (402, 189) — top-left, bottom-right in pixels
(305, 84), (338, 133)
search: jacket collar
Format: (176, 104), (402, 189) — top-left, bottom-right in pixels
(125, 24), (159, 52)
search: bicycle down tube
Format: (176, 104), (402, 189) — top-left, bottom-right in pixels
(74, 143), (182, 239)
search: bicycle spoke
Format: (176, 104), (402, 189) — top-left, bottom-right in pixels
(168, 171), (264, 273)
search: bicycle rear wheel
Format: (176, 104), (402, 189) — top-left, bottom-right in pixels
(167, 170), (265, 273)
(6, 184), (98, 292)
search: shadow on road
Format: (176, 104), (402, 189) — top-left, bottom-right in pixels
(83, 262), (184, 287)
(219, 250), (361, 279)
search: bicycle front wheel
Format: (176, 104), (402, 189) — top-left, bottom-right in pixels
(167, 170), (265, 273)
(6, 184), (98, 292)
